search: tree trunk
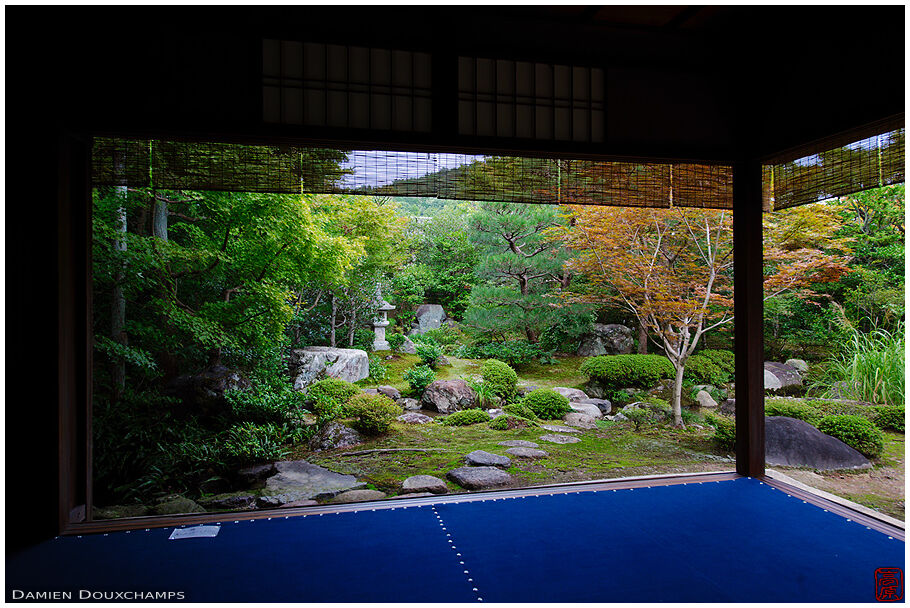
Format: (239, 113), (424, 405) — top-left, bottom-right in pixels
(525, 326), (539, 344)
(347, 307), (356, 347)
(152, 196), (168, 241)
(329, 294), (337, 347)
(637, 323), (648, 354)
(671, 362), (685, 428)
(111, 187), (128, 401)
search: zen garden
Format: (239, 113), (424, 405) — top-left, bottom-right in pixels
(91, 156), (905, 521)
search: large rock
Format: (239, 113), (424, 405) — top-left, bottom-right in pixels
(163, 364), (252, 414)
(764, 362), (803, 394)
(289, 347), (369, 389)
(402, 475), (448, 494)
(576, 323), (634, 356)
(785, 359), (809, 373)
(563, 412), (597, 429)
(331, 489), (387, 503)
(261, 460), (365, 505)
(152, 495), (205, 515)
(695, 390), (718, 408)
(421, 380), (477, 413)
(569, 403), (603, 419)
(397, 412), (433, 424)
(308, 422), (365, 451)
(553, 387), (589, 401)
(237, 463), (278, 485)
(718, 398), (736, 416)
(398, 336), (418, 354)
(198, 492), (257, 511)
(505, 447), (549, 459)
(377, 385), (401, 400)
(411, 304), (448, 334)
(575, 398), (612, 415)
(399, 398), (421, 411)
(465, 450), (511, 468)
(446, 466), (513, 490)
(539, 434), (580, 445)
(765, 416), (872, 470)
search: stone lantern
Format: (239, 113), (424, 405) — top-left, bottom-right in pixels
(372, 293), (396, 351)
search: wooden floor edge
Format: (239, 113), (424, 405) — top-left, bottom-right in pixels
(759, 473), (905, 541)
(62, 470), (740, 536)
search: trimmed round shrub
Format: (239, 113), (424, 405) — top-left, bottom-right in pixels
(703, 413), (735, 451)
(872, 405), (905, 432)
(520, 389), (571, 420)
(306, 378), (359, 421)
(683, 355), (728, 385)
(387, 333), (406, 351)
(480, 359), (518, 401)
(416, 341), (445, 368)
(580, 354), (674, 389)
(345, 393), (401, 435)
(817, 414), (885, 458)
(438, 409), (490, 426)
(403, 364), (437, 395)
(502, 402), (539, 420)
(489, 414), (536, 430)
(765, 401), (824, 426)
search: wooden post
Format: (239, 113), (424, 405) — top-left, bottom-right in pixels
(733, 160), (765, 477)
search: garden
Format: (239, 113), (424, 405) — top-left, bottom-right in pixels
(90, 154), (904, 521)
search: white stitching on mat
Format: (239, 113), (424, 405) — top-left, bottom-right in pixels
(431, 505), (483, 602)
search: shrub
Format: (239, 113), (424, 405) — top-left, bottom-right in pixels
(872, 405), (905, 432)
(306, 378), (359, 422)
(223, 422), (290, 465)
(700, 349), (735, 378)
(684, 355), (729, 385)
(420, 326), (460, 346)
(764, 401), (824, 426)
(817, 415), (885, 458)
(416, 341), (445, 368)
(703, 413), (735, 451)
(345, 393), (401, 435)
(623, 407), (653, 430)
(520, 389), (571, 420)
(352, 328), (375, 352)
(225, 384), (306, 425)
(503, 402), (539, 420)
(580, 354), (674, 389)
(456, 340), (543, 368)
(480, 359), (518, 401)
(438, 409), (490, 426)
(489, 414), (537, 430)
(387, 332), (406, 351)
(403, 364), (437, 395)
(367, 354), (389, 382)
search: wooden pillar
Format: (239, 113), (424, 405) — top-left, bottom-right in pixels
(733, 160), (765, 477)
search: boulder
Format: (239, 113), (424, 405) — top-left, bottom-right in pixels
(553, 387), (589, 401)
(377, 385), (401, 400)
(331, 489), (387, 504)
(765, 416), (872, 470)
(569, 403), (603, 419)
(446, 466), (513, 490)
(608, 413), (628, 422)
(278, 499), (319, 508)
(563, 412), (597, 429)
(538, 433), (580, 444)
(289, 347), (369, 389)
(763, 369), (782, 391)
(421, 380), (477, 414)
(577, 323), (634, 356)
(539, 423), (581, 434)
(261, 460), (365, 505)
(412, 304), (448, 334)
(487, 408), (505, 419)
(785, 359), (809, 374)
(237, 463), (278, 485)
(198, 477), (230, 495)
(397, 412), (433, 424)
(764, 362), (804, 394)
(388, 492), (436, 499)
(575, 398), (612, 415)
(498, 440), (539, 448)
(151, 495), (205, 515)
(435, 355), (452, 367)
(695, 390), (718, 408)
(163, 364), (252, 414)
(399, 398), (421, 411)
(401, 475), (448, 495)
(718, 399), (736, 416)
(465, 450), (511, 468)
(308, 422), (365, 451)
(505, 447), (549, 459)
(92, 504), (150, 520)
(398, 336), (418, 354)
(198, 492), (257, 511)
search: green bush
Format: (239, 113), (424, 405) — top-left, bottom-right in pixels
(872, 405), (905, 432)
(480, 359), (518, 401)
(580, 354), (674, 389)
(489, 414), (537, 430)
(502, 402), (539, 420)
(352, 328), (375, 353)
(368, 354), (389, 382)
(225, 385), (306, 425)
(416, 341), (445, 368)
(684, 355), (729, 385)
(403, 364), (437, 395)
(703, 413), (735, 451)
(387, 332), (407, 351)
(520, 389), (571, 420)
(816, 324), (904, 407)
(700, 349), (735, 378)
(223, 422), (290, 465)
(306, 378), (360, 422)
(817, 414), (885, 458)
(438, 408), (490, 426)
(764, 401), (824, 426)
(623, 407), (653, 430)
(345, 393), (401, 435)
(456, 340), (543, 368)
(419, 326), (460, 346)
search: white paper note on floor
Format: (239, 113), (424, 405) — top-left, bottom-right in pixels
(168, 525), (220, 540)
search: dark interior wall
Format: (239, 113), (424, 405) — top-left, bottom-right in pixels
(5, 6), (902, 553)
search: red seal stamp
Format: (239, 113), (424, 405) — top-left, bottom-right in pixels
(875, 567), (904, 602)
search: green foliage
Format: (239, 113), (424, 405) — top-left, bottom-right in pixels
(764, 401), (824, 425)
(438, 408), (491, 426)
(489, 414), (537, 430)
(817, 414), (885, 458)
(480, 359), (518, 401)
(703, 413), (736, 450)
(403, 364), (437, 395)
(502, 402), (540, 420)
(345, 394), (401, 435)
(456, 340), (543, 368)
(816, 323), (904, 406)
(419, 326), (461, 346)
(387, 332), (407, 351)
(580, 354), (674, 389)
(520, 389), (571, 420)
(872, 405), (905, 432)
(686, 349), (735, 385)
(353, 328), (375, 352)
(622, 407), (653, 430)
(223, 422), (291, 466)
(700, 349), (735, 374)
(306, 378), (359, 422)
(225, 384), (306, 426)
(465, 377), (498, 409)
(538, 311), (596, 354)
(415, 341), (445, 368)
(367, 354), (389, 382)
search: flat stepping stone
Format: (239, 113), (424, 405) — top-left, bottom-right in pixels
(446, 466), (513, 490)
(397, 412), (433, 424)
(262, 460), (365, 504)
(465, 450), (511, 468)
(498, 440), (539, 448)
(539, 423), (581, 434)
(331, 489), (387, 504)
(539, 434), (581, 445)
(504, 447), (549, 459)
(401, 475), (448, 495)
